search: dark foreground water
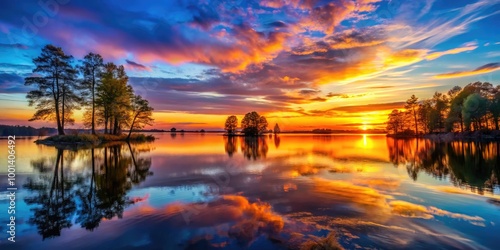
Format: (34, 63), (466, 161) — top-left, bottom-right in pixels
(0, 134), (499, 249)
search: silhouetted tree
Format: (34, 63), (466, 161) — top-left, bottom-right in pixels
(126, 95), (154, 139)
(386, 110), (404, 135)
(80, 53), (104, 134)
(224, 115), (238, 135)
(405, 95), (419, 135)
(274, 123), (281, 134)
(418, 99), (432, 134)
(25, 45), (77, 135)
(241, 111), (268, 136)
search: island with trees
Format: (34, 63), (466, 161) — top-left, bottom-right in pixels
(224, 111), (279, 136)
(25, 45), (155, 147)
(386, 81), (500, 140)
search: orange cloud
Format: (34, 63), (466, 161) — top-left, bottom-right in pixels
(137, 28), (290, 73)
(434, 63), (500, 79)
(383, 49), (428, 69)
(425, 44), (477, 60)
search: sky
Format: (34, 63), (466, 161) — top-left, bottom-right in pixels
(0, 0), (499, 131)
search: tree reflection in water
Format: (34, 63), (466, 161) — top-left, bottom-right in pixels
(387, 138), (500, 195)
(224, 136), (269, 159)
(274, 135), (280, 149)
(224, 136), (238, 157)
(240, 137), (268, 160)
(24, 149), (76, 239)
(23, 142), (152, 239)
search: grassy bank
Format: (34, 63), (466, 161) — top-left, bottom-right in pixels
(35, 133), (155, 148)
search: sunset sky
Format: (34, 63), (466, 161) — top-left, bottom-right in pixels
(0, 0), (499, 131)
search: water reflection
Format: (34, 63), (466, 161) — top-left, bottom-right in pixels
(224, 136), (269, 160)
(387, 138), (500, 194)
(224, 136), (237, 157)
(24, 149), (76, 239)
(4, 135), (500, 249)
(240, 137), (268, 160)
(274, 135), (280, 149)
(23, 142), (152, 239)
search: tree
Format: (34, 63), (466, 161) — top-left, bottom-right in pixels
(274, 123), (281, 134)
(446, 85), (475, 132)
(241, 111), (268, 136)
(60, 61), (82, 131)
(224, 115), (238, 135)
(386, 110), (404, 135)
(463, 93), (488, 131)
(489, 89), (500, 130)
(405, 95), (419, 135)
(25, 45), (77, 135)
(80, 53), (104, 134)
(418, 100), (433, 134)
(430, 92), (449, 132)
(170, 128), (176, 132)
(96, 63), (132, 134)
(126, 95), (154, 140)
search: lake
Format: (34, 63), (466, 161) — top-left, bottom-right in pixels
(0, 134), (499, 249)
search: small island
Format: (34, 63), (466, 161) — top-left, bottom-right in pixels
(223, 111), (279, 136)
(23, 45), (155, 148)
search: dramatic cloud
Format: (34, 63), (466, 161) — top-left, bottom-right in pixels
(0, 0), (498, 129)
(434, 63), (500, 79)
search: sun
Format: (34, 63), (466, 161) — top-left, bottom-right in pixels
(361, 121), (368, 131)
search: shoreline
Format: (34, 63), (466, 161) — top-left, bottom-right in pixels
(387, 131), (500, 142)
(35, 134), (155, 149)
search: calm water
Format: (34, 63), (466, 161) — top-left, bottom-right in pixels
(0, 134), (499, 249)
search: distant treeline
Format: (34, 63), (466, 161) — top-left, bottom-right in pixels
(387, 81), (500, 136)
(0, 125), (57, 136)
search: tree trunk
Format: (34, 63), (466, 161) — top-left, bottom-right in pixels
(113, 117), (119, 135)
(413, 109), (418, 136)
(104, 117), (108, 134)
(91, 77), (95, 134)
(460, 115), (464, 133)
(127, 115), (137, 140)
(54, 77), (64, 135)
(61, 84), (65, 131)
